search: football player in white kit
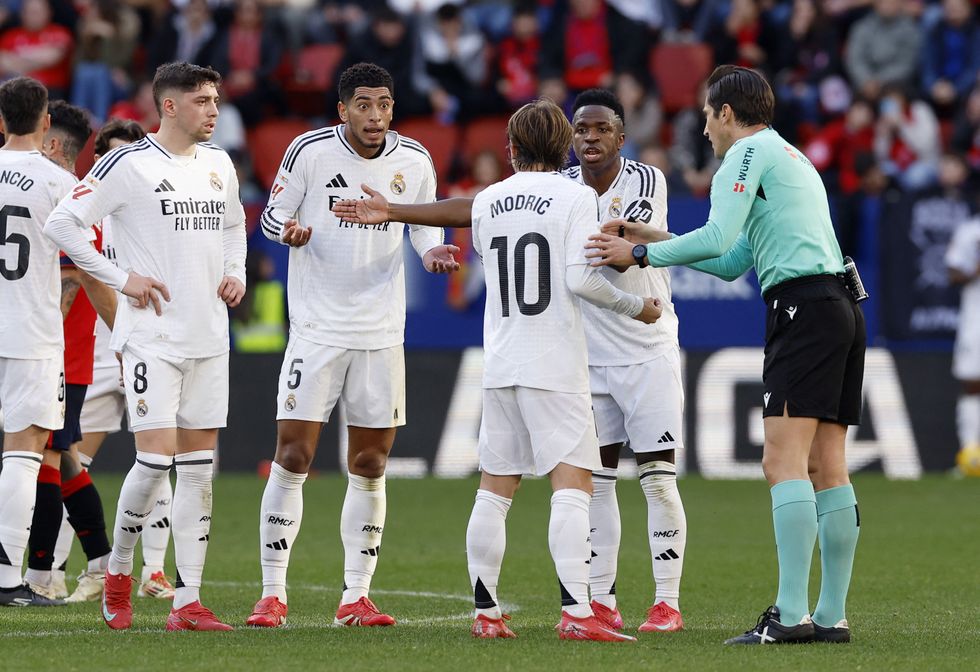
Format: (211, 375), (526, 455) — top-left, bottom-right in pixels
(335, 99), (663, 641)
(565, 89), (687, 633)
(945, 216), (980, 463)
(44, 62), (247, 631)
(332, 89), (689, 633)
(0, 76), (76, 607)
(246, 62), (460, 629)
(51, 119), (177, 603)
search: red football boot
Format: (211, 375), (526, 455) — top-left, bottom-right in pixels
(471, 613), (517, 639)
(333, 597), (396, 626)
(246, 596), (288, 628)
(166, 601), (234, 631)
(556, 611), (637, 642)
(638, 601), (685, 633)
(102, 571), (134, 630)
(590, 600), (624, 630)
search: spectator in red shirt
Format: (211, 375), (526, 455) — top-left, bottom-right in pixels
(0, 0), (74, 97)
(495, 4), (539, 108)
(805, 98), (877, 195)
(541, 0), (613, 96)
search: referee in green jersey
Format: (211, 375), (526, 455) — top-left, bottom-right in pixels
(586, 65), (865, 645)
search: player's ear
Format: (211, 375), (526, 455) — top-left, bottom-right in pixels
(337, 100), (347, 123)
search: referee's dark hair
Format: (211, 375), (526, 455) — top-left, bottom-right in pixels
(94, 118), (146, 157)
(151, 62), (222, 115)
(507, 98), (573, 172)
(0, 76), (48, 136)
(338, 63), (395, 103)
(48, 100), (92, 165)
(572, 89), (625, 129)
(706, 65), (775, 127)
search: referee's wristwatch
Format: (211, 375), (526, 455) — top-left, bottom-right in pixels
(632, 244), (649, 268)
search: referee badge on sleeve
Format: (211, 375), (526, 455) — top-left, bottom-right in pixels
(390, 172), (406, 195)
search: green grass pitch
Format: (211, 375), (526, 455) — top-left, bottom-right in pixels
(1, 474), (977, 671)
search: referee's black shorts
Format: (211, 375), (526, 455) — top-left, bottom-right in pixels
(762, 274), (866, 425)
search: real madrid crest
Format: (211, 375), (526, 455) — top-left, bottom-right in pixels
(390, 172), (406, 195)
(136, 399), (149, 417)
(608, 197), (623, 219)
(209, 171), (223, 191)
(284, 393), (297, 412)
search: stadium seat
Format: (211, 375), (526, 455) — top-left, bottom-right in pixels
(247, 119), (314, 189)
(650, 43), (714, 114)
(461, 115), (511, 173)
(285, 44), (345, 116)
(392, 117), (460, 184)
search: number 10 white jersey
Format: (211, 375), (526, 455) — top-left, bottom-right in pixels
(472, 171), (599, 394)
(0, 150), (75, 359)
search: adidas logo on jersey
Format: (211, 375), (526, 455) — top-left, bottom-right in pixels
(657, 431), (676, 444)
(325, 173), (349, 189)
(154, 179), (176, 193)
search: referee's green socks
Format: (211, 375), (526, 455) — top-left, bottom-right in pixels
(812, 484), (860, 628)
(771, 479), (817, 625)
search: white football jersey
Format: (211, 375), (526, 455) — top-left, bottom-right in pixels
(473, 171), (599, 394)
(564, 158), (678, 366)
(91, 217), (120, 370)
(0, 150), (76, 359)
(947, 218), (980, 337)
(50, 135), (247, 359)
(260, 125), (443, 350)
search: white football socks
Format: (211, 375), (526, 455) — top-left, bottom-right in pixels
(172, 450), (213, 609)
(549, 488), (593, 618)
(956, 394), (980, 447)
(0, 452), (42, 588)
(588, 468), (620, 610)
(640, 461), (686, 610)
(465, 489), (511, 619)
(141, 474), (173, 580)
(108, 451), (171, 577)
(52, 506), (73, 573)
(259, 461), (307, 602)
(340, 473), (386, 605)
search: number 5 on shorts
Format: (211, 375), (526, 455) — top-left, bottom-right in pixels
(287, 358), (303, 390)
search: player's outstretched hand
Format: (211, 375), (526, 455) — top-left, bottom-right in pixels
(330, 184), (390, 224)
(600, 218), (671, 244)
(633, 297), (663, 324)
(122, 271), (170, 316)
(424, 244), (461, 273)
(585, 233), (638, 268)
(218, 276), (246, 308)
(281, 219), (312, 247)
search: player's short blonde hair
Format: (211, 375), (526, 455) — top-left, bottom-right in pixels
(506, 99), (573, 173)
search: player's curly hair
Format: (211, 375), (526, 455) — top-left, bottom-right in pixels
(48, 100), (92, 165)
(0, 76), (47, 136)
(572, 89), (626, 128)
(94, 118), (146, 158)
(338, 63), (394, 103)
(151, 62), (222, 115)
(706, 65), (774, 127)
(507, 98), (573, 172)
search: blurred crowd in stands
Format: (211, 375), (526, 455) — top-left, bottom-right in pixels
(1, 0), (978, 209)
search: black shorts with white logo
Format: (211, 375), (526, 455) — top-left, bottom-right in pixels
(49, 384), (88, 451)
(762, 274), (866, 425)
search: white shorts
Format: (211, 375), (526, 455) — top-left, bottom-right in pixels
(590, 348), (685, 453)
(275, 336), (406, 428)
(80, 365), (126, 434)
(478, 386), (601, 477)
(0, 356), (65, 433)
(121, 344), (229, 432)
